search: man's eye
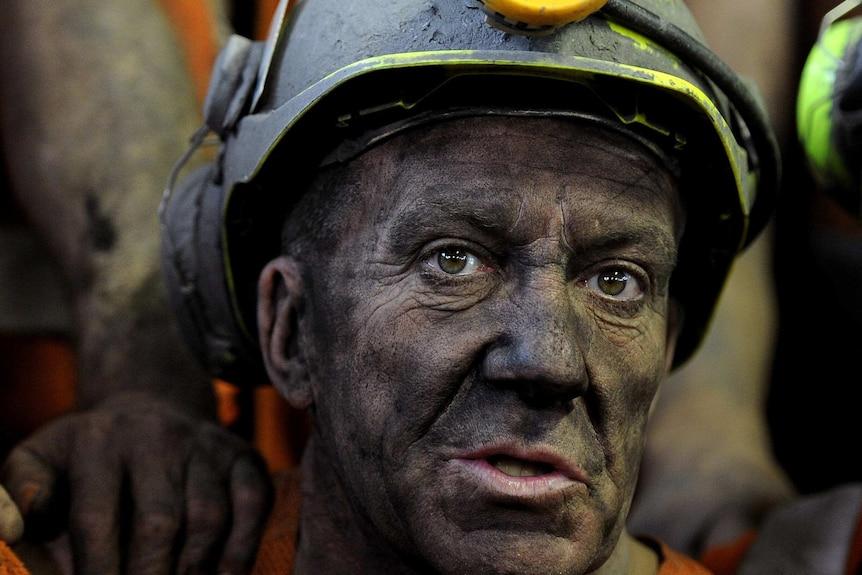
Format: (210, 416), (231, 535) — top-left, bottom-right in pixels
(432, 247), (484, 275)
(586, 268), (643, 301)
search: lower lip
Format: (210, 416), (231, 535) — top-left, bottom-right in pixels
(451, 458), (583, 499)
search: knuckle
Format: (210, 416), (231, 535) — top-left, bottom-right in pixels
(135, 509), (182, 542)
(186, 498), (229, 532)
(231, 482), (270, 517)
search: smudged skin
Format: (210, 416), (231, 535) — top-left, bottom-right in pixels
(259, 117), (683, 574)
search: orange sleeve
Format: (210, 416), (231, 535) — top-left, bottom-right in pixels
(639, 538), (714, 574)
(656, 542), (715, 575)
(698, 530), (756, 575)
(0, 542), (29, 575)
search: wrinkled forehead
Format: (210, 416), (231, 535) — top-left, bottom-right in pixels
(339, 116), (685, 236)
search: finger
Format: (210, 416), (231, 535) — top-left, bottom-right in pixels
(0, 484), (24, 544)
(66, 424), (124, 575)
(123, 440), (186, 575)
(175, 450), (230, 574)
(1, 420), (73, 541)
(216, 453), (274, 575)
(1, 447), (57, 518)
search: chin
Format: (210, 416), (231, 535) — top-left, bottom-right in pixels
(416, 526), (612, 575)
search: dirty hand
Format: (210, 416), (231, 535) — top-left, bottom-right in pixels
(0, 392), (273, 574)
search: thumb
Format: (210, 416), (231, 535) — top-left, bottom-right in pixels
(0, 485), (23, 544)
(1, 421), (72, 542)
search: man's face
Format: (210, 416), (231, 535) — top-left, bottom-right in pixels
(291, 116), (682, 573)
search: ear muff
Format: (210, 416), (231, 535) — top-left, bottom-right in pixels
(798, 0), (862, 217)
(159, 34), (269, 385)
(203, 34), (264, 138)
(160, 161), (269, 383)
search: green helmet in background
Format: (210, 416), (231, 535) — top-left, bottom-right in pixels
(797, 0), (862, 217)
(161, 0), (780, 384)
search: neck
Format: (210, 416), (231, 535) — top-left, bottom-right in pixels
(294, 438), (429, 575)
(591, 533), (661, 575)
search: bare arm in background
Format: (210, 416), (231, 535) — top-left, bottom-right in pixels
(0, 1), (271, 573)
(628, 0), (798, 555)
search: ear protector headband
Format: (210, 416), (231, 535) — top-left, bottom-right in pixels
(798, 0), (862, 218)
(160, 0), (779, 385)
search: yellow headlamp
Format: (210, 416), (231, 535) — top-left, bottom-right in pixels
(476, 0), (609, 34)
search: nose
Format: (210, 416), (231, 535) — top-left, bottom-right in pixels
(481, 276), (588, 407)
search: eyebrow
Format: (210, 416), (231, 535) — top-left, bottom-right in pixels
(569, 223), (680, 270)
(385, 185), (522, 252)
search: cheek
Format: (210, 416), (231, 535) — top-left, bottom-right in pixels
(588, 292), (670, 350)
(310, 285), (482, 455)
(353, 303), (482, 437)
(585, 311), (669, 466)
(591, 295), (671, 388)
(599, 338), (665, 435)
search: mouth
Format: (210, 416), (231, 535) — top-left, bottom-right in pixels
(450, 448), (586, 498)
(487, 455), (555, 477)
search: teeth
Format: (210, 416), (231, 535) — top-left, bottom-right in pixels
(489, 456), (552, 477)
